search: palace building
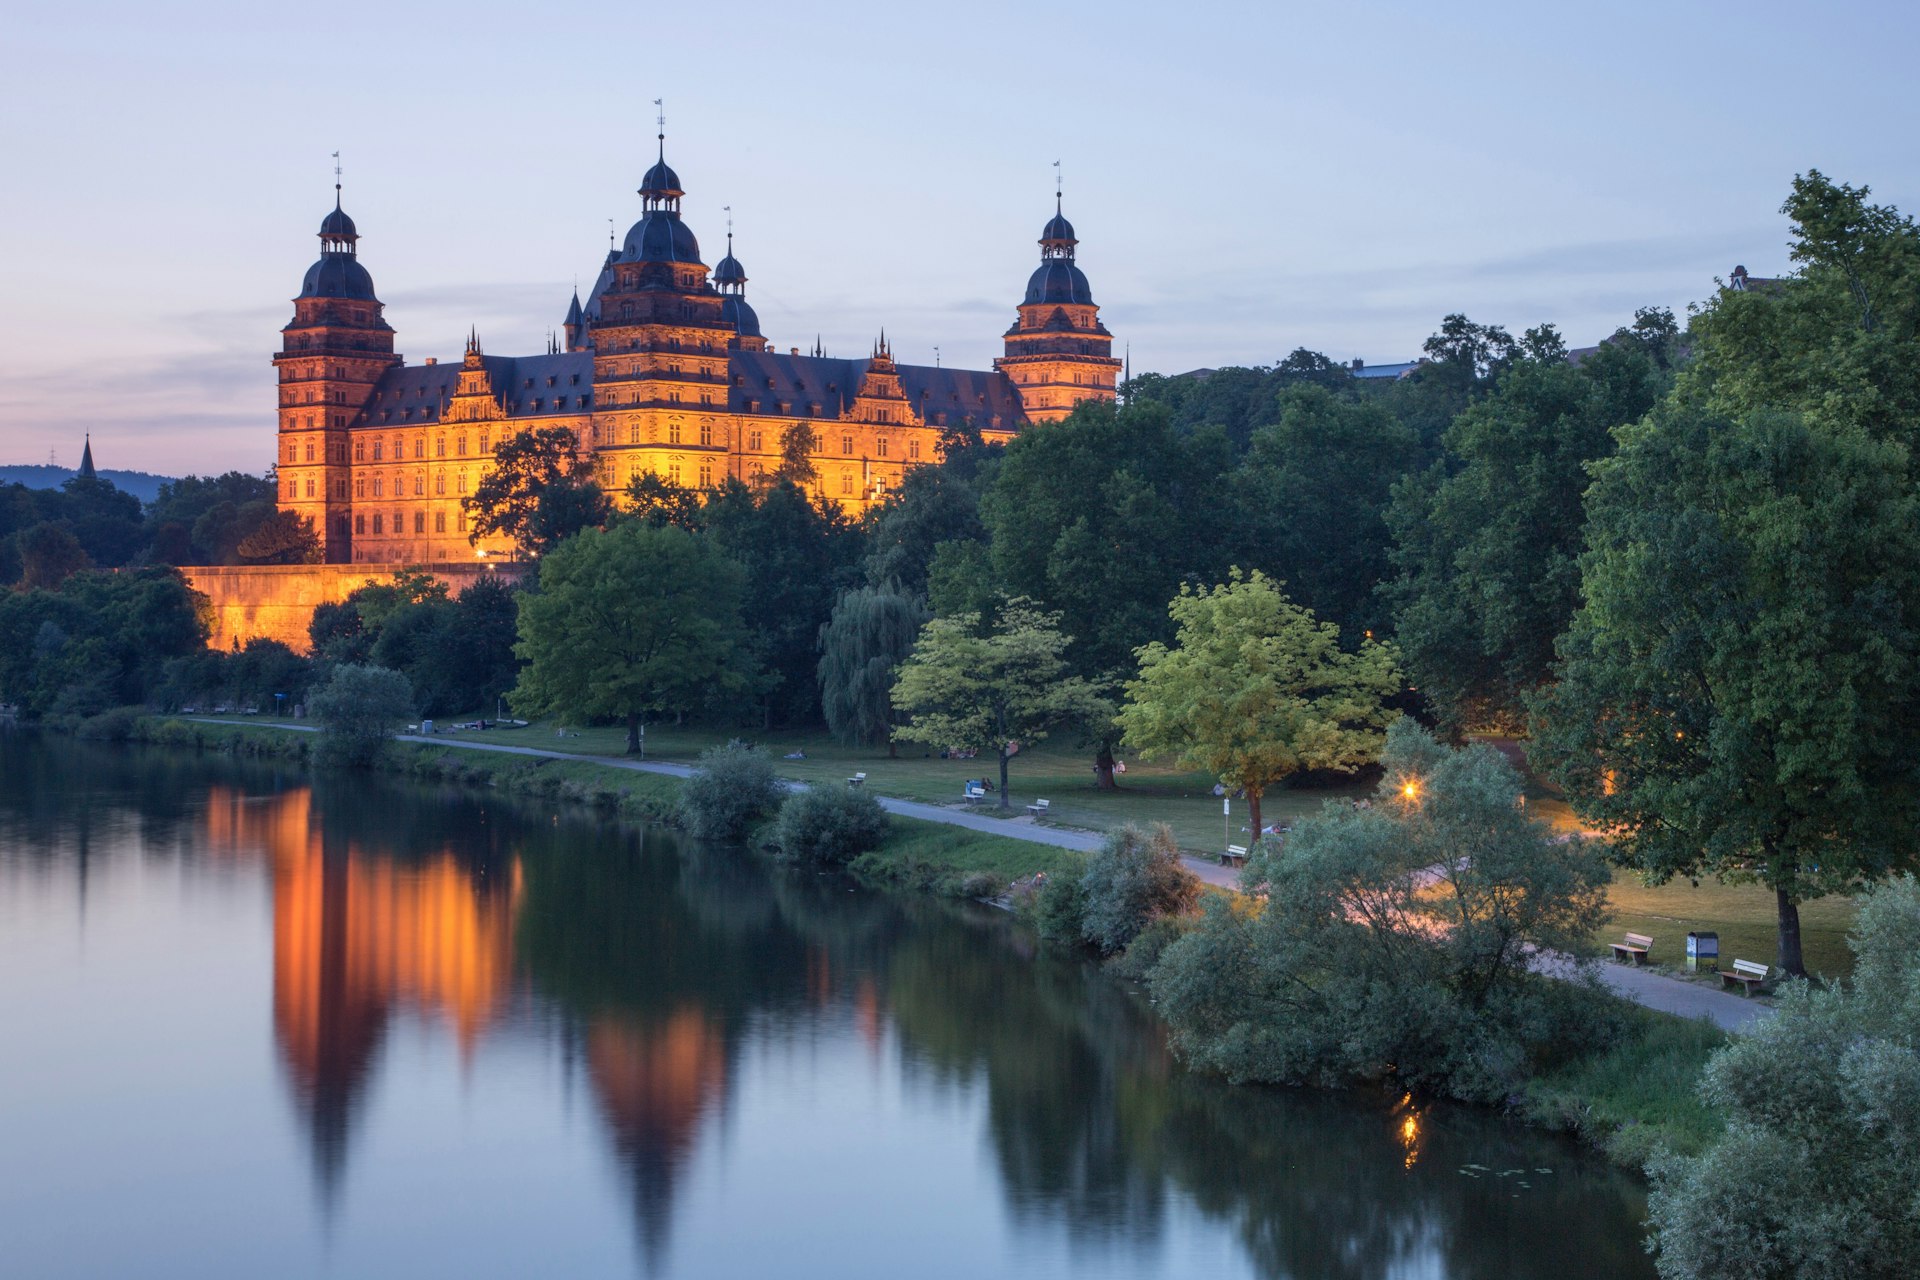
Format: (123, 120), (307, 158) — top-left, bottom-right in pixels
(273, 135), (1121, 565)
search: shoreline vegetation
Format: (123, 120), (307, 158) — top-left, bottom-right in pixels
(73, 711), (1726, 1170)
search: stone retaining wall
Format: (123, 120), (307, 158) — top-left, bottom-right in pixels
(181, 562), (527, 653)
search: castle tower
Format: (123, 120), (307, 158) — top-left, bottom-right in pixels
(712, 226), (768, 353)
(585, 124), (738, 484)
(995, 195), (1121, 423)
(274, 183), (399, 562)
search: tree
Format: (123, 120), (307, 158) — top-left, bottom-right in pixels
(980, 399), (1235, 784)
(1148, 721), (1613, 1102)
(309, 663), (414, 767)
(463, 425), (609, 557)
(773, 423), (820, 485)
(817, 582), (928, 753)
(1646, 875), (1920, 1279)
(1228, 385), (1419, 639)
(623, 471), (707, 531)
(1384, 336), (1667, 730)
(704, 478), (864, 727)
(860, 461), (989, 598)
(16, 523), (90, 589)
(235, 509), (319, 564)
(1530, 404), (1920, 976)
(513, 522), (752, 753)
(679, 743), (786, 842)
(891, 598), (1108, 808)
(369, 575), (521, 717)
(1120, 570), (1400, 836)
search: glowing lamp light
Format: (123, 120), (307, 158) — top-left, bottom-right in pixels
(1401, 780), (1420, 802)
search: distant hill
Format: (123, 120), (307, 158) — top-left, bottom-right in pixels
(0, 464), (180, 504)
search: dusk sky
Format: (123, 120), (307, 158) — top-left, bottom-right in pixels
(4, 0), (1916, 477)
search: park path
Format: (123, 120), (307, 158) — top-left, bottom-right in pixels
(185, 719), (1765, 1030)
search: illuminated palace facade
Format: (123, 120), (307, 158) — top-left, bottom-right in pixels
(273, 140), (1121, 564)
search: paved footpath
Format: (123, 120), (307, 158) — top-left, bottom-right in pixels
(186, 719), (1769, 1031)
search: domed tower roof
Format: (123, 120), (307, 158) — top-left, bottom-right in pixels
(299, 187), (377, 300)
(621, 122), (701, 265)
(1041, 210), (1075, 246)
(713, 227), (747, 290)
(640, 156), (683, 201)
(720, 293), (761, 339)
(1023, 259), (1093, 305)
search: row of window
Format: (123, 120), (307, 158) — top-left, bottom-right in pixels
(355, 510), (465, 536)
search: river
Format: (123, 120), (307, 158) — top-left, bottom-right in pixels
(0, 735), (1656, 1278)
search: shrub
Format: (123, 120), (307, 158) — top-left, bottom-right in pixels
(1030, 853), (1090, 943)
(1646, 875), (1920, 1278)
(1148, 720), (1615, 1102)
(772, 785), (890, 865)
(75, 705), (143, 741)
(679, 743), (786, 841)
(308, 663), (413, 767)
(1080, 822), (1201, 954)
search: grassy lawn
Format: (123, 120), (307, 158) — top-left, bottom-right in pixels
(1598, 869), (1856, 980)
(430, 718), (1372, 854)
(1523, 1004), (1729, 1165)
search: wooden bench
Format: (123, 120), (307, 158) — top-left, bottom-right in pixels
(847, 773), (866, 788)
(1720, 958), (1770, 996)
(1025, 798), (1050, 818)
(1220, 844), (1248, 868)
(1610, 932), (1654, 965)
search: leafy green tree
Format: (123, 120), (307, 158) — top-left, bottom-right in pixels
(1120, 570), (1400, 835)
(1078, 822), (1200, 955)
(1689, 171), (1920, 447)
(514, 522), (752, 753)
(308, 663), (414, 767)
(981, 400), (1235, 782)
(16, 523), (90, 589)
(704, 478), (864, 727)
(234, 509), (319, 564)
(145, 472), (278, 564)
(1646, 875), (1920, 1279)
(623, 471), (708, 531)
(1385, 334), (1668, 730)
(1530, 404), (1920, 976)
(1229, 385), (1418, 638)
(860, 461), (989, 598)
(774, 422), (820, 485)
(817, 582), (928, 753)
(891, 598), (1108, 807)
(463, 425), (609, 557)
(368, 574), (520, 717)
(1149, 720), (1613, 1101)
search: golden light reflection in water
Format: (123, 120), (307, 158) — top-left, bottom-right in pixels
(1395, 1092), (1425, 1171)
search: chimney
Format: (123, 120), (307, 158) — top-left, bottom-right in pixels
(424, 357), (438, 366)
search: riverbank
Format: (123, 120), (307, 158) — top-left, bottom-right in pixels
(104, 713), (1731, 1167)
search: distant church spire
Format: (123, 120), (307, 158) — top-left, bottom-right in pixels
(78, 434), (96, 480)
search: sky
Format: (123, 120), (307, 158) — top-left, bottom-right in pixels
(2, 0), (1917, 477)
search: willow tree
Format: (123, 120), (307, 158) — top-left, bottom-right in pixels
(1119, 570), (1400, 837)
(817, 583), (928, 754)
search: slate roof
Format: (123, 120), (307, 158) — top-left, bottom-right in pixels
(722, 350), (1024, 427)
(353, 351), (595, 428)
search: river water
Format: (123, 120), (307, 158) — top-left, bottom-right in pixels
(0, 736), (1656, 1279)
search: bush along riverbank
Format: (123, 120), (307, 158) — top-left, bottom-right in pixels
(99, 713), (1727, 1172)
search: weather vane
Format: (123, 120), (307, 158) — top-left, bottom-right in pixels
(332, 150), (342, 199)
(1053, 158), (1062, 208)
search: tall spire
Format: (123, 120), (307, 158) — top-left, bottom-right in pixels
(78, 434), (96, 481)
(1053, 159), (1062, 215)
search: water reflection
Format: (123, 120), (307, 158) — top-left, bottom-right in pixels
(0, 735), (1657, 1279)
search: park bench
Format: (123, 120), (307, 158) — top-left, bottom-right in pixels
(1220, 844), (1248, 868)
(1025, 798), (1050, 818)
(963, 781), (987, 803)
(1610, 932), (1654, 965)
(847, 773), (866, 788)
(1720, 958), (1770, 996)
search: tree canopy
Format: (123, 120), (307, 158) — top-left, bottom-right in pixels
(1120, 569), (1400, 835)
(816, 582), (928, 753)
(891, 598), (1107, 807)
(462, 425), (609, 557)
(513, 522), (752, 753)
